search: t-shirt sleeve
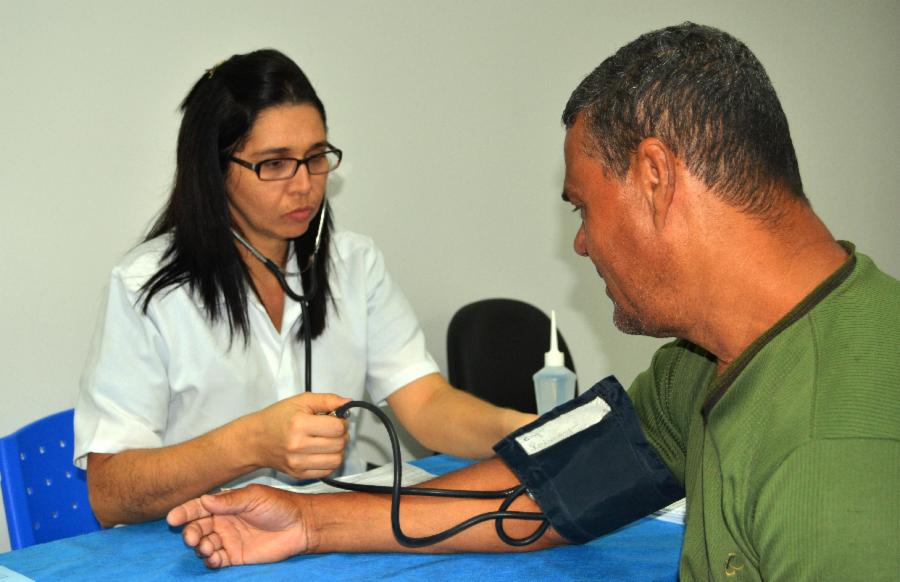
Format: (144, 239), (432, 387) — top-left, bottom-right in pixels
(73, 270), (171, 469)
(753, 438), (900, 581)
(628, 344), (690, 486)
(360, 242), (439, 403)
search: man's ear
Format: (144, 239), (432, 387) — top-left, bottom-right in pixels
(634, 138), (675, 230)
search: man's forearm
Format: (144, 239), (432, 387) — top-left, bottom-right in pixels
(87, 418), (257, 526)
(309, 458), (565, 553)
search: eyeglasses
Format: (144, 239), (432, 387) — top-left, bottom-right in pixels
(229, 148), (343, 181)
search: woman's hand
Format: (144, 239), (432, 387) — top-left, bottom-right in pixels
(167, 485), (312, 568)
(247, 392), (351, 479)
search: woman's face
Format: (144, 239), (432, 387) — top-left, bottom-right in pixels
(225, 103), (328, 257)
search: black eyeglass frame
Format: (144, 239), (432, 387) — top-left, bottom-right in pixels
(229, 147), (343, 181)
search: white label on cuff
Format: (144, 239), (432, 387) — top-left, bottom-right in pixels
(515, 397), (611, 455)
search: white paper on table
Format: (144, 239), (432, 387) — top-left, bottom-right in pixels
(0, 565), (35, 582)
(652, 497), (686, 525)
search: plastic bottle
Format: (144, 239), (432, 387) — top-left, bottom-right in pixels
(532, 310), (577, 415)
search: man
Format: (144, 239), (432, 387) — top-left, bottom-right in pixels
(167, 23), (900, 580)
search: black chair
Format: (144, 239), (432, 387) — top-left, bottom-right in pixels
(447, 298), (577, 414)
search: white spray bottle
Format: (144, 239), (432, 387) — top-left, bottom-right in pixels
(532, 310), (577, 415)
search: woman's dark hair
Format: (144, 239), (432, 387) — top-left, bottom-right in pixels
(141, 48), (333, 343)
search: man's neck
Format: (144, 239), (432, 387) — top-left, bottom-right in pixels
(681, 202), (849, 370)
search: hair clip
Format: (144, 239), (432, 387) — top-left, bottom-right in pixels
(206, 60), (225, 79)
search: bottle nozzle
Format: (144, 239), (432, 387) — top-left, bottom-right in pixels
(545, 309), (565, 367)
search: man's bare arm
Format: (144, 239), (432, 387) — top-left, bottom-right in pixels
(312, 458), (564, 553)
(168, 458), (567, 568)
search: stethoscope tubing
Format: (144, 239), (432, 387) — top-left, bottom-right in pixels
(231, 202), (327, 392)
(324, 401), (550, 548)
(232, 203), (548, 547)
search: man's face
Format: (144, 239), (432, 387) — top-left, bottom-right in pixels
(562, 118), (670, 336)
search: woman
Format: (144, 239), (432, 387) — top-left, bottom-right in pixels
(74, 49), (533, 527)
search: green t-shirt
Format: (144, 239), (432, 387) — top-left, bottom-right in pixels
(630, 248), (900, 581)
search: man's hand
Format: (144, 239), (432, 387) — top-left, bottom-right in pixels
(249, 393), (351, 479)
(167, 485), (311, 569)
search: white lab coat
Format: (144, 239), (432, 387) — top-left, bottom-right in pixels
(74, 229), (438, 483)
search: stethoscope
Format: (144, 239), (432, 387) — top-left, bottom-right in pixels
(231, 202), (548, 548)
(231, 199), (328, 394)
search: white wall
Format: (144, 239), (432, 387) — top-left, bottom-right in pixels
(1, 0), (897, 553)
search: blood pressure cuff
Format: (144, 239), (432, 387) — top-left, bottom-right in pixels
(493, 375), (684, 544)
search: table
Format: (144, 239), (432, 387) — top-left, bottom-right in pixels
(0, 456), (683, 581)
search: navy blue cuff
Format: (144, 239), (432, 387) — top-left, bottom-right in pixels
(493, 376), (684, 543)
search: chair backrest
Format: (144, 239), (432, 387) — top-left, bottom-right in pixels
(0, 409), (100, 549)
(447, 298), (577, 414)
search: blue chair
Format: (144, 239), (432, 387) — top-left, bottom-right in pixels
(0, 409), (100, 549)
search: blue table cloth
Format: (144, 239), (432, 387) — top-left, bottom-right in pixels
(0, 456), (683, 581)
